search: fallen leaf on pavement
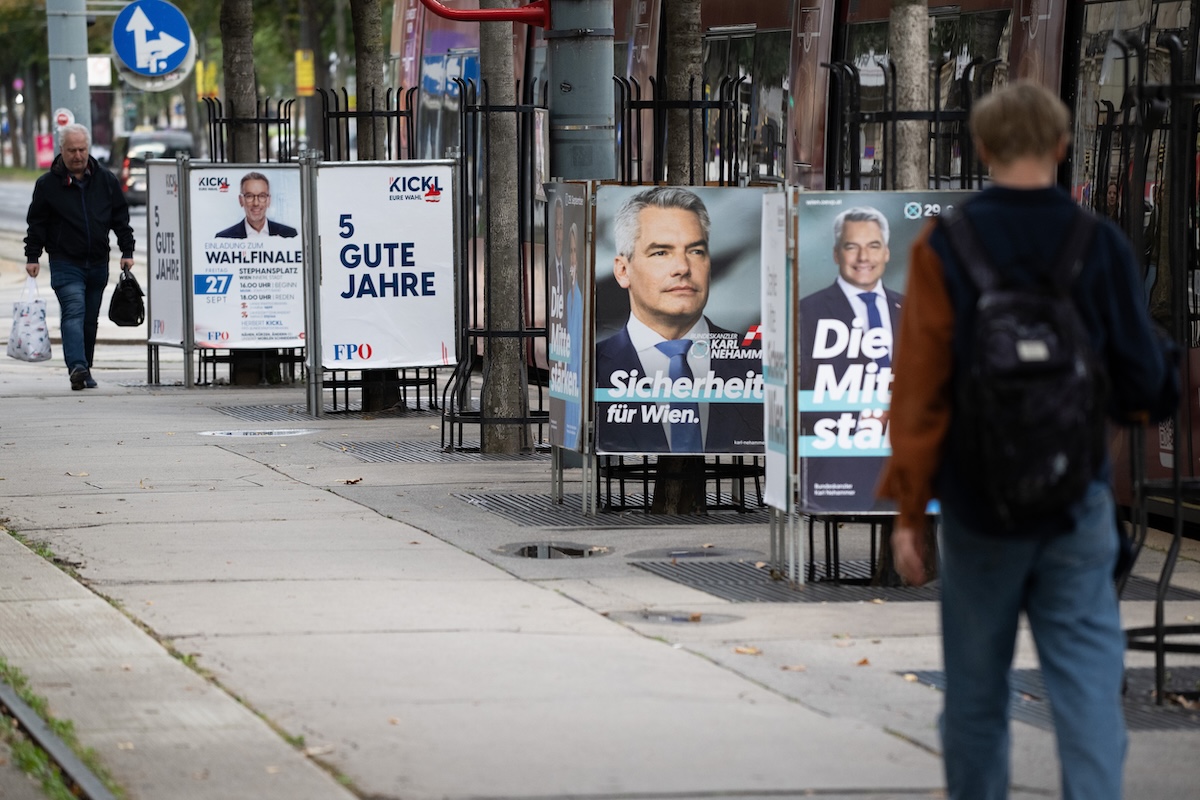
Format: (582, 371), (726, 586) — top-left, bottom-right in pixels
(754, 561), (768, 569)
(304, 745), (335, 757)
(388, 717), (400, 725)
(341, 478), (363, 485)
(117, 741), (135, 750)
(734, 646), (762, 656)
(781, 664), (807, 672)
(903, 673), (919, 682)
(856, 658), (871, 666)
(65, 471), (89, 477)
(701, 543), (715, 549)
(688, 612), (703, 622)
(870, 598), (886, 604)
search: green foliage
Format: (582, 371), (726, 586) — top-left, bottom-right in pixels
(0, 657), (126, 799)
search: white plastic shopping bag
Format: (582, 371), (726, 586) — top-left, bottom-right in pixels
(7, 277), (52, 363)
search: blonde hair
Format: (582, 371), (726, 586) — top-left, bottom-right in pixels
(970, 81), (1071, 165)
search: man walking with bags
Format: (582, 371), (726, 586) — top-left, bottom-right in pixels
(878, 81), (1177, 800)
(24, 123), (136, 390)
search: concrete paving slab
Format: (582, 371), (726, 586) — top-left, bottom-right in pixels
(186, 630), (944, 800)
(103, 577), (633, 638)
(0, 536), (357, 800)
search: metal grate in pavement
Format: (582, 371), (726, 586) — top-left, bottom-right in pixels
(908, 667), (1200, 732)
(320, 440), (549, 464)
(216, 403), (438, 422)
(631, 559), (1200, 605)
(633, 559), (939, 602)
(456, 493), (771, 528)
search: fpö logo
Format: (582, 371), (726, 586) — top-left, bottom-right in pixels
(388, 175), (443, 203)
(152, 319), (166, 335)
(205, 331), (231, 342)
(332, 343), (373, 361)
(197, 175), (231, 193)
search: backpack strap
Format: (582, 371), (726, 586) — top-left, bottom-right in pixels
(939, 205), (1099, 295)
(938, 206), (999, 292)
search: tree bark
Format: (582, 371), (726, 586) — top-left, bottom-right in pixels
(654, 0), (707, 514)
(662, 0), (704, 185)
(349, 0), (387, 160)
(220, 0), (258, 162)
(890, 0), (928, 190)
(479, 0), (531, 453)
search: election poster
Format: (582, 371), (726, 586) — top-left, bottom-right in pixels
(188, 164), (305, 348)
(147, 160), (183, 346)
(761, 191), (793, 511)
(316, 162), (456, 369)
(796, 190), (973, 513)
(593, 185), (767, 456)
(546, 182), (589, 451)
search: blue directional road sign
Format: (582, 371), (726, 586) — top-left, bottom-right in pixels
(112, 1), (192, 77)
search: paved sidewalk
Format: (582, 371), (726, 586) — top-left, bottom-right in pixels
(0, 246), (1198, 798)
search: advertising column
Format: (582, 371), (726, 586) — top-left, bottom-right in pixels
(187, 165), (306, 348)
(593, 185), (766, 456)
(796, 191), (972, 512)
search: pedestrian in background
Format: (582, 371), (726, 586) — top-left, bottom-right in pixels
(878, 81), (1175, 800)
(24, 123), (136, 390)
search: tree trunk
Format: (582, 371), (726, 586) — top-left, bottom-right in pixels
(479, 0), (531, 454)
(349, 0), (387, 160)
(662, 0), (704, 184)
(653, 0), (707, 514)
(890, 0), (928, 190)
(220, 0), (258, 162)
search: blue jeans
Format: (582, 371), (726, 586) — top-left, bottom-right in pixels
(50, 260), (109, 373)
(939, 480), (1127, 800)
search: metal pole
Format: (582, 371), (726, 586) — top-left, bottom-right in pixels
(547, 0), (616, 180)
(177, 153), (195, 388)
(300, 150), (323, 416)
(45, 0), (91, 136)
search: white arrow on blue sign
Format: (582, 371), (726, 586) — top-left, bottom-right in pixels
(112, 0), (192, 77)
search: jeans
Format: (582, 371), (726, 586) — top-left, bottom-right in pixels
(939, 480), (1127, 800)
(49, 260), (109, 373)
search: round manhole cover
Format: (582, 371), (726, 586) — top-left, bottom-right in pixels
(198, 429), (315, 437)
(496, 541), (611, 559)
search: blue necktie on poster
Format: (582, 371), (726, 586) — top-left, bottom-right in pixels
(858, 292), (891, 368)
(655, 339), (703, 453)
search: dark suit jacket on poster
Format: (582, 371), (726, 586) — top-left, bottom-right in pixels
(798, 283), (903, 513)
(595, 321), (763, 454)
(214, 219), (299, 239)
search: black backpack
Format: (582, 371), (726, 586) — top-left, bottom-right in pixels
(941, 209), (1107, 527)
(108, 269), (145, 327)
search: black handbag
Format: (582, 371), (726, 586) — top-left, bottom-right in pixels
(108, 269), (145, 327)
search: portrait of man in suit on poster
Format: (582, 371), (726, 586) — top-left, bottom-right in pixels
(798, 204), (903, 511)
(595, 186), (763, 455)
(215, 172), (299, 240)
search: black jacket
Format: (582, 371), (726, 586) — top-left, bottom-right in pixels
(24, 154), (135, 265)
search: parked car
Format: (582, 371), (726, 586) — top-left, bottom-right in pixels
(107, 130), (195, 205)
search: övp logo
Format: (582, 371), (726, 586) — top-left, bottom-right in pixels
(197, 176), (231, 192)
(387, 175), (443, 203)
(332, 343), (373, 361)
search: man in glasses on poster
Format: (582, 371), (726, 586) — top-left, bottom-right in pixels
(215, 172), (298, 239)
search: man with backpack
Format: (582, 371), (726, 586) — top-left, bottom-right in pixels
(878, 81), (1176, 800)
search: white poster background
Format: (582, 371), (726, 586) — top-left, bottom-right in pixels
(317, 163), (456, 369)
(188, 164), (305, 348)
(147, 160), (183, 346)
(761, 191), (791, 511)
